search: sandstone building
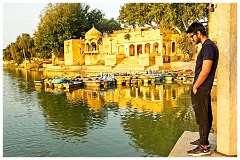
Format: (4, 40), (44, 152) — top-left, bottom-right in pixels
(64, 26), (183, 71)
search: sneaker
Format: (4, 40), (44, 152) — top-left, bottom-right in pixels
(187, 145), (211, 156)
(190, 139), (210, 147)
(190, 139), (200, 146)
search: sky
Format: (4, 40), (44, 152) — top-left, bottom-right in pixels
(2, 0), (236, 49)
(2, 1), (125, 49)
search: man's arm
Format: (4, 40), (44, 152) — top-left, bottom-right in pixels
(193, 60), (213, 94)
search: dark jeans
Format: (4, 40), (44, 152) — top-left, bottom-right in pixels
(191, 87), (213, 145)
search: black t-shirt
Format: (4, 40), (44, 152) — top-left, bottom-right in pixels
(194, 39), (219, 90)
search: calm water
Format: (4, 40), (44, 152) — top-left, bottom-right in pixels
(3, 68), (217, 157)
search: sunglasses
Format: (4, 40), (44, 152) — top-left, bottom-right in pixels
(189, 34), (196, 38)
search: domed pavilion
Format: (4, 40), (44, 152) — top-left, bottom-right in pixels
(84, 26), (103, 54)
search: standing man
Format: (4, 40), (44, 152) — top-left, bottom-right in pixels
(186, 22), (219, 156)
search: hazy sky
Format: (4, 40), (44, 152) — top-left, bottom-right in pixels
(2, 1), (125, 49)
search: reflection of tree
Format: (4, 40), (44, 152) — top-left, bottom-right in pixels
(37, 91), (108, 139)
(3, 68), (43, 94)
(120, 84), (198, 156)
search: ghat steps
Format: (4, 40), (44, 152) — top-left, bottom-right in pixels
(112, 56), (146, 73)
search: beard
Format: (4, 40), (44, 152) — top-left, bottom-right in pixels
(195, 37), (201, 44)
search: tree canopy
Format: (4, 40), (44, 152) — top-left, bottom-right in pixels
(34, 3), (122, 58)
(118, 3), (208, 33)
(118, 3), (208, 61)
(16, 33), (35, 62)
(34, 3), (89, 58)
(3, 33), (35, 64)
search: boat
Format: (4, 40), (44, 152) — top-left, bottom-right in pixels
(164, 73), (176, 82)
(51, 78), (70, 84)
(51, 78), (71, 88)
(62, 81), (84, 89)
(154, 73), (165, 82)
(99, 73), (116, 86)
(84, 79), (108, 87)
(34, 79), (44, 86)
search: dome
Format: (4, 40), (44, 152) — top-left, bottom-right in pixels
(85, 26), (102, 40)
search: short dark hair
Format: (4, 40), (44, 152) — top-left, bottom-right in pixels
(186, 22), (207, 36)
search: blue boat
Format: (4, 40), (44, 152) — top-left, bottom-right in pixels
(51, 78), (70, 84)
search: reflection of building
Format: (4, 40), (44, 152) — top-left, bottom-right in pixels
(66, 89), (103, 112)
(64, 84), (195, 114)
(64, 27), (182, 68)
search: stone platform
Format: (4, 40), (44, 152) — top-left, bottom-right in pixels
(168, 131), (223, 157)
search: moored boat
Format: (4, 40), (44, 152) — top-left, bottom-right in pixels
(34, 79), (44, 86)
(84, 79), (108, 87)
(63, 81), (84, 89)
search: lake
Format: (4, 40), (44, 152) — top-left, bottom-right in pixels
(3, 68), (217, 157)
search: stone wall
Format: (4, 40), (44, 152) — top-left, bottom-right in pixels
(105, 55), (117, 66)
(85, 55), (99, 65)
(170, 61), (195, 71)
(215, 3), (237, 156)
(64, 39), (85, 65)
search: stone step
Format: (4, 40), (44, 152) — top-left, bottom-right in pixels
(168, 131), (217, 157)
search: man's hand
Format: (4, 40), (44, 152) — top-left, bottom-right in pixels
(193, 86), (198, 94)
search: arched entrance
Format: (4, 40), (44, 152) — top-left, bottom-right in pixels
(153, 42), (159, 54)
(118, 45), (125, 55)
(145, 43), (150, 54)
(129, 44), (135, 56)
(137, 44), (142, 55)
(86, 43), (90, 51)
(172, 42), (176, 53)
(91, 42), (97, 51)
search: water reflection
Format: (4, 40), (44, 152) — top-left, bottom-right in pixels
(3, 68), (217, 157)
(37, 89), (108, 139)
(36, 84), (208, 156)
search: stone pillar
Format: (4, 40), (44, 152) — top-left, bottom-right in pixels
(158, 41), (162, 56)
(125, 45), (129, 57)
(136, 87), (139, 98)
(150, 43), (153, 54)
(134, 44), (137, 56)
(117, 45), (119, 55)
(142, 43), (145, 54)
(216, 3), (237, 156)
(166, 43), (169, 56)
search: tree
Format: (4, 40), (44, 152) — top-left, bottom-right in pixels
(3, 46), (12, 61)
(119, 3), (208, 32)
(16, 33), (35, 63)
(118, 3), (208, 60)
(8, 42), (23, 65)
(85, 9), (122, 34)
(34, 3), (89, 58)
(118, 3), (172, 29)
(34, 3), (122, 58)
(96, 18), (122, 34)
(177, 33), (197, 61)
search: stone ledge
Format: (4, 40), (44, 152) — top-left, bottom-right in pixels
(168, 131), (220, 157)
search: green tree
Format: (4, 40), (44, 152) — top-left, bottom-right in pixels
(15, 33), (35, 63)
(85, 8), (105, 30)
(96, 18), (122, 34)
(118, 3), (208, 61)
(85, 9), (122, 34)
(34, 3), (89, 58)
(119, 3), (208, 33)
(34, 3), (122, 58)
(3, 46), (12, 61)
(8, 42), (23, 65)
(177, 33), (197, 61)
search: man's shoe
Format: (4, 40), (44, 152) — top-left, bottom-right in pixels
(190, 139), (210, 147)
(187, 145), (211, 156)
(190, 139), (200, 146)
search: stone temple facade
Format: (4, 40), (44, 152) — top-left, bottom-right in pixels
(64, 26), (183, 68)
